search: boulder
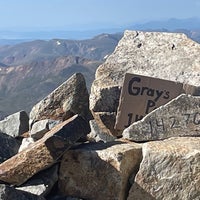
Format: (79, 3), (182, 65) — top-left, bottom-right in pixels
(87, 119), (116, 142)
(18, 137), (35, 152)
(123, 94), (200, 141)
(0, 114), (90, 186)
(0, 110), (29, 137)
(128, 137), (200, 200)
(30, 119), (49, 140)
(58, 141), (142, 200)
(16, 164), (58, 197)
(90, 86), (121, 136)
(0, 184), (45, 200)
(30, 119), (61, 141)
(30, 73), (90, 125)
(0, 131), (20, 163)
(90, 30), (200, 136)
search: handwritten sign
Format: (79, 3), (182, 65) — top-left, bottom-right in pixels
(115, 73), (185, 130)
(139, 112), (200, 137)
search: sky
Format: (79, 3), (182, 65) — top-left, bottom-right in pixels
(0, 0), (200, 31)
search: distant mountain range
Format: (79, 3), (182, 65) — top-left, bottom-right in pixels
(0, 18), (199, 43)
(0, 17), (200, 119)
(0, 33), (122, 118)
(131, 17), (200, 30)
(0, 33), (122, 65)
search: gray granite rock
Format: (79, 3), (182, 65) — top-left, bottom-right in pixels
(16, 164), (58, 197)
(123, 94), (200, 141)
(87, 120), (116, 142)
(30, 73), (90, 125)
(0, 131), (20, 163)
(58, 141), (142, 200)
(90, 30), (200, 136)
(0, 115), (90, 186)
(0, 110), (29, 137)
(30, 119), (61, 141)
(0, 184), (45, 200)
(30, 119), (49, 140)
(128, 137), (200, 200)
(18, 137), (35, 152)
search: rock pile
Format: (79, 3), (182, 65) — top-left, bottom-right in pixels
(0, 31), (199, 200)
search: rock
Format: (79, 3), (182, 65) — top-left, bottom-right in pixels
(0, 114), (90, 186)
(48, 196), (83, 200)
(123, 94), (200, 141)
(30, 73), (90, 125)
(30, 119), (49, 140)
(18, 137), (35, 152)
(30, 119), (61, 141)
(16, 164), (58, 196)
(90, 30), (200, 135)
(90, 86), (121, 136)
(48, 119), (61, 130)
(128, 137), (200, 200)
(0, 184), (45, 200)
(87, 119), (116, 142)
(58, 141), (142, 200)
(0, 131), (20, 163)
(0, 110), (29, 137)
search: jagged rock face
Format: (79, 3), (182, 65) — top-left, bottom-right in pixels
(30, 73), (90, 125)
(90, 30), (200, 135)
(0, 115), (90, 186)
(123, 94), (200, 141)
(58, 141), (142, 200)
(0, 110), (29, 137)
(128, 137), (200, 200)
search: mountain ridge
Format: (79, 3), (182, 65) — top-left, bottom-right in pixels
(0, 28), (200, 119)
(0, 33), (123, 118)
(0, 55), (102, 117)
(0, 17), (200, 42)
(0, 33), (123, 66)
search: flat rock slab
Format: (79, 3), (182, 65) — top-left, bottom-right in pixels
(127, 137), (200, 200)
(58, 141), (142, 200)
(0, 110), (29, 137)
(0, 115), (90, 186)
(123, 94), (200, 141)
(30, 73), (90, 124)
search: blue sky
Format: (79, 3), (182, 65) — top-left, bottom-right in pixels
(0, 0), (200, 30)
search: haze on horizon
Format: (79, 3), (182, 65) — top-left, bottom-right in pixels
(0, 0), (200, 31)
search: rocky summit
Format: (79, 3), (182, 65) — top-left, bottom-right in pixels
(123, 94), (200, 141)
(90, 30), (200, 136)
(128, 137), (200, 200)
(0, 31), (199, 200)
